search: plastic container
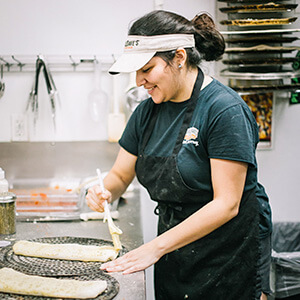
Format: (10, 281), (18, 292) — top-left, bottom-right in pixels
(10, 177), (83, 220)
(271, 222), (300, 299)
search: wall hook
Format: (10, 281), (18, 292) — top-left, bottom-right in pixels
(11, 56), (25, 71)
(69, 55), (79, 71)
(0, 57), (12, 72)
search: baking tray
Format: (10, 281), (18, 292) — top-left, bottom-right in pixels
(0, 273), (118, 300)
(221, 68), (300, 80)
(220, 17), (297, 27)
(220, 3), (297, 13)
(230, 83), (300, 92)
(221, 29), (300, 35)
(218, 0), (292, 3)
(0, 236), (126, 276)
(225, 36), (298, 44)
(225, 45), (300, 53)
(0, 237), (127, 299)
(222, 57), (299, 66)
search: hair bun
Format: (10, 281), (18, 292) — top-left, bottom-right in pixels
(191, 13), (215, 30)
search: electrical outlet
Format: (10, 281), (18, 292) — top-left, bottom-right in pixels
(11, 114), (28, 141)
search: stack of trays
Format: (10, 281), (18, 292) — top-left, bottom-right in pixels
(218, 0), (300, 91)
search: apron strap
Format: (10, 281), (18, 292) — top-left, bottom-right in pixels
(140, 103), (160, 152)
(172, 68), (204, 155)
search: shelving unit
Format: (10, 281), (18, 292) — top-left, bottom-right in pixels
(218, 0), (300, 93)
(217, 0), (300, 148)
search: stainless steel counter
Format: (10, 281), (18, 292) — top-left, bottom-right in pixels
(1, 186), (145, 300)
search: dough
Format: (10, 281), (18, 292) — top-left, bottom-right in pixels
(13, 240), (118, 262)
(0, 267), (107, 299)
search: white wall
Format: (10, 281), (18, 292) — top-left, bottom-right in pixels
(257, 94), (300, 223)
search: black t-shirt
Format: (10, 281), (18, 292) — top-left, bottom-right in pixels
(120, 78), (272, 237)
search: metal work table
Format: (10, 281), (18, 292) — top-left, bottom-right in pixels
(1, 186), (145, 300)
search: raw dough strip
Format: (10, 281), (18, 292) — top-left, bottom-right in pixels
(13, 240), (118, 262)
(0, 267), (107, 299)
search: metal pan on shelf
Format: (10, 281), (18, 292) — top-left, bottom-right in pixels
(225, 45), (300, 53)
(229, 83), (300, 93)
(225, 36), (298, 44)
(224, 66), (292, 74)
(219, 3), (297, 13)
(221, 68), (300, 80)
(218, 0), (292, 3)
(222, 57), (299, 66)
(220, 17), (297, 27)
(221, 28), (300, 35)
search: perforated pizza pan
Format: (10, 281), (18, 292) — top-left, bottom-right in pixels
(0, 236), (126, 276)
(0, 272), (119, 300)
(0, 236), (127, 299)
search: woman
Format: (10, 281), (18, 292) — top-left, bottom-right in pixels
(87, 10), (272, 300)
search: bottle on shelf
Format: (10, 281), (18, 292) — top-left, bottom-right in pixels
(0, 167), (16, 235)
(0, 167), (9, 194)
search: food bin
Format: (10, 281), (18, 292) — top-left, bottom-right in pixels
(9, 178), (85, 221)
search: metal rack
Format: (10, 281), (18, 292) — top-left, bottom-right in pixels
(217, 0), (300, 92)
(0, 54), (116, 73)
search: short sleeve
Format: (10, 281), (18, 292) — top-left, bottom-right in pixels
(119, 110), (140, 156)
(207, 104), (258, 167)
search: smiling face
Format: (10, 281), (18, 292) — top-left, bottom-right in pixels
(136, 56), (183, 104)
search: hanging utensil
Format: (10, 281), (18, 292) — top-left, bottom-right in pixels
(108, 75), (126, 142)
(26, 55), (60, 132)
(0, 64), (5, 99)
(26, 57), (43, 127)
(40, 56), (57, 131)
(96, 168), (122, 251)
(88, 59), (109, 124)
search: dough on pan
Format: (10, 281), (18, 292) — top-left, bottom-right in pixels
(0, 267), (107, 299)
(13, 240), (118, 262)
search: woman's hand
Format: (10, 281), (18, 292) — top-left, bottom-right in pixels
(100, 241), (163, 275)
(86, 185), (112, 212)
(85, 148), (137, 212)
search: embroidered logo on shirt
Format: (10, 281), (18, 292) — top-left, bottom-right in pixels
(183, 127), (199, 146)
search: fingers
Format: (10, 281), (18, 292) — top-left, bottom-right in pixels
(85, 185), (111, 212)
(101, 253), (142, 275)
(100, 244), (161, 275)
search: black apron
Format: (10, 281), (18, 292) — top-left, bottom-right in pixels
(135, 69), (259, 300)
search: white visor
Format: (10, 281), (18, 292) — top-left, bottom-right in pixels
(109, 34), (195, 74)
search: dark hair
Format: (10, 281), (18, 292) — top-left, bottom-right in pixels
(129, 10), (225, 67)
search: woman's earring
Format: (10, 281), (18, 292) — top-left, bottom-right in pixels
(178, 64), (182, 69)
